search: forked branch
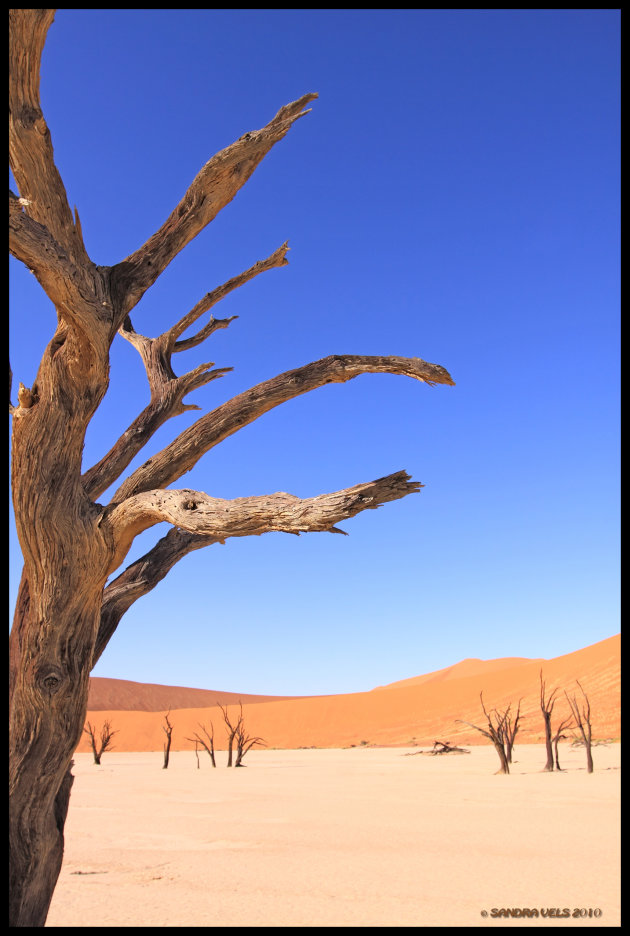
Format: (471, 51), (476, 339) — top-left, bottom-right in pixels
(81, 244), (290, 500)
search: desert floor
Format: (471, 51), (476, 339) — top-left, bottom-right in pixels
(46, 743), (620, 928)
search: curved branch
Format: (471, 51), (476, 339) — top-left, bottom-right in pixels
(9, 9), (89, 264)
(103, 470), (422, 575)
(109, 95), (317, 320)
(112, 354), (455, 502)
(93, 528), (219, 665)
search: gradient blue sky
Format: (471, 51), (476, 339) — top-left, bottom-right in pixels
(9, 9), (620, 695)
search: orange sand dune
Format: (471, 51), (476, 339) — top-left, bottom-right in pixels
(87, 678), (306, 712)
(79, 634), (620, 753)
(373, 654), (544, 690)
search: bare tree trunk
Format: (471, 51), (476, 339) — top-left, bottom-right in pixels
(9, 763), (74, 929)
(566, 682), (594, 774)
(9, 571), (108, 926)
(219, 703), (240, 767)
(84, 722), (102, 765)
(551, 715), (574, 771)
(504, 699), (522, 764)
(493, 741), (510, 775)
(540, 671), (558, 772)
(162, 713), (174, 769)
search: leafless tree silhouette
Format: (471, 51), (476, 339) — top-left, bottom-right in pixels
(162, 712), (174, 769)
(504, 698), (523, 764)
(219, 702), (265, 766)
(551, 714), (575, 771)
(186, 722), (217, 768)
(83, 720), (118, 765)
(457, 693), (514, 774)
(539, 670), (560, 771)
(565, 681), (594, 773)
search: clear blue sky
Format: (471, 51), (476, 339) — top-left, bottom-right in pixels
(9, 9), (620, 695)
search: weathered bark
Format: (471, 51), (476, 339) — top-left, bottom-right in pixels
(112, 354), (454, 503)
(9, 9), (454, 926)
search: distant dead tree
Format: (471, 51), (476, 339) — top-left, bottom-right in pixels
(539, 670), (560, 771)
(565, 681), (594, 774)
(186, 722), (217, 767)
(219, 702), (265, 767)
(234, 718), (266, 767)
(551, 714), (575, 771)
(431, 740), (470, 755)
(504, 698), (523, 764)
(83, 720), (118, 765)
(457, 693), (514, 774)
(219, 703), (239, 767)
(162, 712), (174, 769)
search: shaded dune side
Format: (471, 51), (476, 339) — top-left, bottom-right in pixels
(78, 635), (620, 752)
(87, 678), (307, 712)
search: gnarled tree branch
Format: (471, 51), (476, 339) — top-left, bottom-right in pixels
(103, 470), (422, 575)
(9, 9), (89, 265)
(9, 191), (98, 323)
(81, 244), (290, 500)
(109, 94), (317, 320)
(112, 354), (455, 502)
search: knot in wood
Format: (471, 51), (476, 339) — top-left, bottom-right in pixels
(182, 499), (198, 511)
(36, 665), (66, 696)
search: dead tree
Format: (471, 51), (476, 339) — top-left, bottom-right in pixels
(8, 9), (454, 926)
(551, 714), (575, 771)
(565, 681), (594, 773)
(234, 718), (266, 767)
(539, 670), (559, 771)
(83, 720), (118, 765)
(504, 698), (523, 764)
(217, 702), (264, 766)
(186, 723), (217, 767)
(219, 703), (240, 768)
(162, 712), (174, 770)
(430, 740), (470, 755)
(457, 694), (513, 774)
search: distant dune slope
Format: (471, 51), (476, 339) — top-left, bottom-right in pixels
(79, 634), (620, 752)
(87, 678), (307, 712)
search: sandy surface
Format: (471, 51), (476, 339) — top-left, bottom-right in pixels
(46, 743), (620, 928)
